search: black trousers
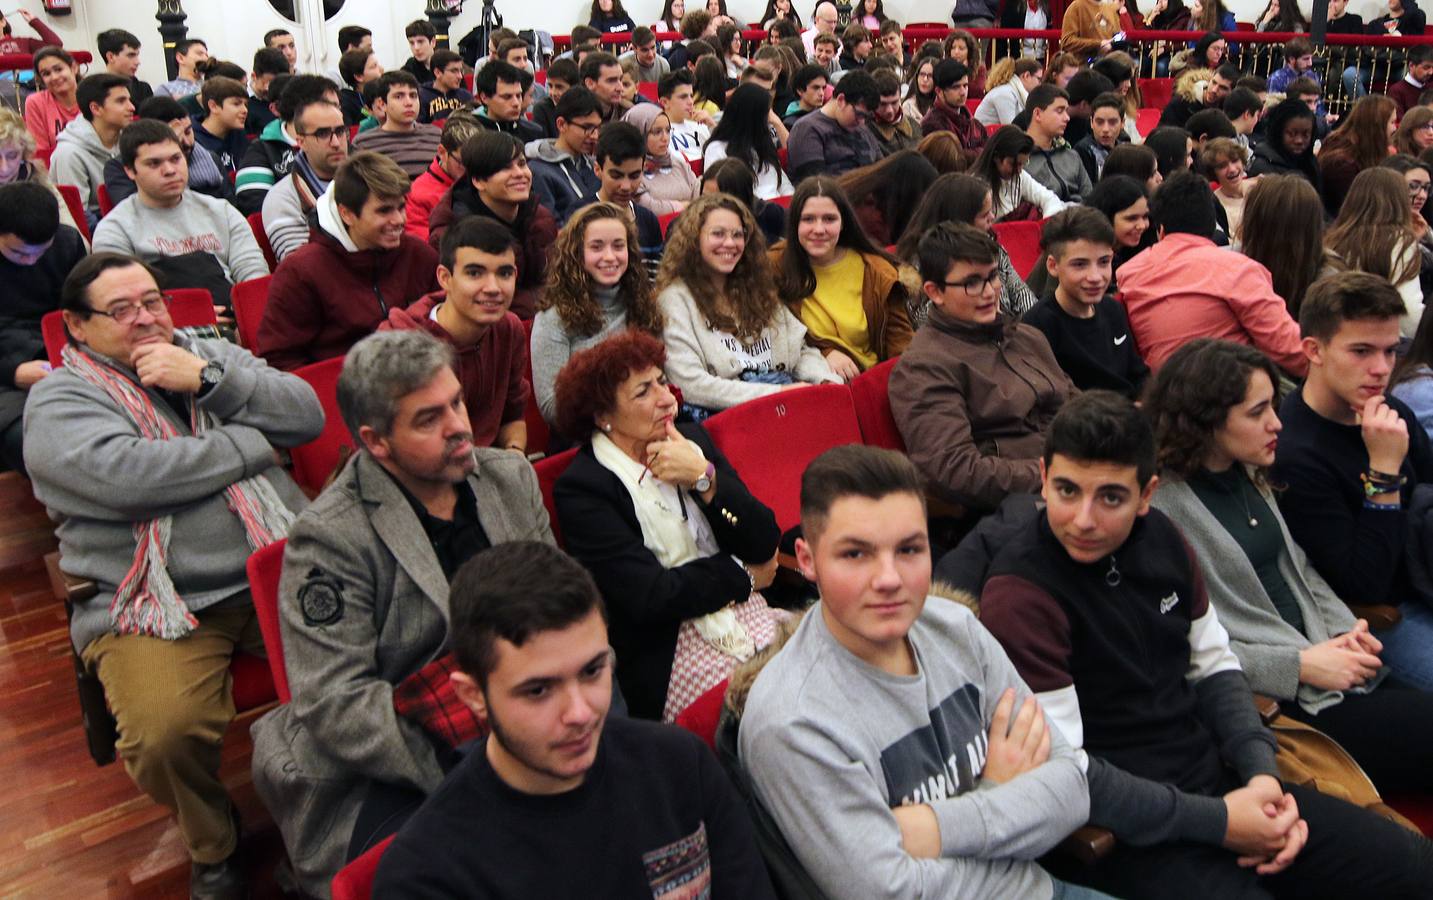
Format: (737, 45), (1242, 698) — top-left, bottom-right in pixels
(1064, 782), (1433, 900)
(1282, 678), (1433, 795)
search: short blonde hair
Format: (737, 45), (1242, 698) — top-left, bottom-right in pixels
(1199, 136), (1248, 171)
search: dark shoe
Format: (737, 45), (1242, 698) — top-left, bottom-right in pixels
(190, 854), (248, 900)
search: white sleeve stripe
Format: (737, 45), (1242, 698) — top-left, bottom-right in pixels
(1035, 685), (1088, 772)
(1188, 605), (1243, 681)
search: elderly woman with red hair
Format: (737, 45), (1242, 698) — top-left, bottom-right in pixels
(552, 329), (785, 722)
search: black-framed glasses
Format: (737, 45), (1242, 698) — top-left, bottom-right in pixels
(939, 271), (1002, 297)
(297, 126), (349, 142)
(568, 120), (603, 136)
(87, 293), (170, 325)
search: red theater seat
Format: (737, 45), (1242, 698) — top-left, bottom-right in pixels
(289, 356), (353, 495)
(850, 359), (905, 451)
(246, 539), (291, 704)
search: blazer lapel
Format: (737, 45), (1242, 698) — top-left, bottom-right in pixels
(468, 458), (514, 544)
(356, 454), (451, 616)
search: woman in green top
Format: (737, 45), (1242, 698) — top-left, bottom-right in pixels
(1144, 338), (1433, 795)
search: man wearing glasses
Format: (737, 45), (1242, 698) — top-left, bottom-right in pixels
(525, 86), (604, 225)
(263, 94), (351, 262)
(235, 74), (340, 217)
(890, 222), (1075, 512)
(786, 69), (883, 181)
(24, 251), (322, 899)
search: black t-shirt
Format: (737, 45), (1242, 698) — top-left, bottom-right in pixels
(372, 715), (778, 899)
(1021, 293), (1149, 398)
(391, 476), (491, 580)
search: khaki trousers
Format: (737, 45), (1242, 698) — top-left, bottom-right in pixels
(81, 602), (264, 864)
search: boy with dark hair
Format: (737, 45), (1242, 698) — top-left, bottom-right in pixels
(1025, 83), (1091, 204)
(526, 86), (604, 224)
(475, 60), (543, 141)
(338, 47), (382, 126)
(352, 71), (443, 179)
(657, 70), (712, 160)
(1286, 76), (1333, 139)
(1075, 91), (1125, 182)
(51, 73), (134, 228)
(619, 26), (670, 83)
(408, 111), (481, 240)
(879, 18), (912, 66)
(1267, 36), (1318, 97)
(869, 69), (921, 156)
(420, 49), (473, 124)
(920, 59), (987, 155)
(0, 181), (86, 474)
(533, 57), (579, 138)
(668, 10), (714, 70)
(592, 122), (664, 278)
(155, 37), (207, 100)
(97, 28), (153, 107)
(788, 69), (883, 180)
(1118, 171), (1305, 376)
(1023, 206), (1148, 398)
(375, 541), (775, 897)
(581, 50), (631, 122)
(890, 223), (1073, 510)
(194, 75), (249, 177)
(379, 216), (529, 451)
(740, 445), (1094, 900)
(1389, 44), (1433, 116)
(259, 151), (440, 369)
(979, 390), (1433, 900)
(811, 32), (841, 74)
(783, 63), (829, 124)
(1221, 87), (1262, 148)
(402, 18), (439, 84)
(104, 94), (233, 209)
(1274, 272), (1433, 685)
(1061, 68), (1115, 146)
(1161, 64), (1236, 129)
(247, 47), (291, 137)
(264, 28), (298, 70)
(235, 73), (338, 215)
(428, 130), (559, 319)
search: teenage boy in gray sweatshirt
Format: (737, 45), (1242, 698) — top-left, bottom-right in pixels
(51, 72), (134, 229)
(739, 445), (1101, 900)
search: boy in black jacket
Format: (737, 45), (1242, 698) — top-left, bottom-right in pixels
(373, 542), (776, 899)
(978, 390), (1433, 900)
(1022, 207), (1147, 399)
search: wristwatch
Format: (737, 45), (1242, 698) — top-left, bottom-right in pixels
(694, 461), (715, 493)
(198, 360), (224, 396)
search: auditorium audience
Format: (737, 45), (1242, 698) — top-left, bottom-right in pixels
(1238, 174), (1325, 320)
(527, 86), (603, 225)
(154, 37), (208, 100)
(1074, 91), (1125, 184)
(552, 329), (784, 720)
(259, 151), (439, 370)
(890, 222), (1073, 510)
(704, 84), (792, 200)
(350, 71), (441, 180)
(867, 70), (922, 157)
(51, 73), (133, 229)
(0, 107), (85, 237)
(337, 47), (382, 127)
(657, 193), (837, 414)
(235, 74), (338, 216)
(1024, 84), (1092, 204)
(260, 95), (349, 263)
(1082, 174), (1149, 293)
(405, 110), (479, 241)
(1200, 136), (1255, 238)
(771, 177), (912, 380)
(591, 122), (665, 279)
(102, 97), (234, 211)
(251, 329), (552, 897)
(1099, 142), (1161, 191)
(700, 158), (788, 245)
(474, 60), (542, 142)
(837, 150), (938, 247)
(971, 126), (1067, 221)
(1323, 167), (1425, 337)
(622, 103), (699, 216)
(1250, 96), (1321, 187)
(1117, 171), (1306, 376)
(739, 445), (1093, 900)
(919, 59), (987, 156)
(979, 390), (1433, 900)
(1393, 311), (1433, 438)
(1319, 93), (1398, 216)
(975, 56), (1043, 127)
(787, 69), (882, 181)
(659, 70), (712, 163)
(27, 251), (320, 900)
(192, 76), (249, 179)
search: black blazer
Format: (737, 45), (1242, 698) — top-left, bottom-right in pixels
(554, 423), (780, 720)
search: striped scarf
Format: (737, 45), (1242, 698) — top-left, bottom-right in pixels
(61, 343), (295, 639)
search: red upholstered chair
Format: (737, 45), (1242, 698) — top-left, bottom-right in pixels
(658, 210), (680, 237)
(42, 289), (219, 368)
(637, 81), (658, 101)
(247, 211), (278, 272)
(688, 156), (704, 176)
(520, 317), (551, 458)
(97, 183), (114, 217)
(55, 183), (89, 242)
(1135, 108), (1161, 137)
(1137, 78), (1173, 110)
(992, 219), (1045, 279)
(674, 678), (729, 750)
(289, 356), (354, 495)
(703, 383), (863, 532)
(331, 834), (395, 900)
(849, 359), (905, 452)
(770, 194), (792, 209)
(232, 275), (272, 351)
(246, 539), (291, 704)
(534, 447), (578, 547)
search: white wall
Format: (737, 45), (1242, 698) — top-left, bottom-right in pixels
(31, 0), (1405, 84)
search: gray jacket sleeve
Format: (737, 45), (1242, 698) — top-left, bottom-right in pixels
(92, 204), (138, 255)
(195, 339), (325, 448)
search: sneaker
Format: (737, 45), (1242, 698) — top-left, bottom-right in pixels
(190, 854), (247, 900)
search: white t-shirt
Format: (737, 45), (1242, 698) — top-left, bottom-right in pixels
(703, 140), (792, 199)
(670, 119), (711, 163)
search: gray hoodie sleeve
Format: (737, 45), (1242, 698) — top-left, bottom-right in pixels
(528, 307), (573, 426)
(195, 339), (325, 448)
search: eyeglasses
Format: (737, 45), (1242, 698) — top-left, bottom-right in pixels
(1410, 181), (1431, 196)
(298, 126), (349, 143)
(705, 227), (747, 243)
(939, 271), (1002, 296)
(87, 293), (170, 325)
(568, 120), (603, 135)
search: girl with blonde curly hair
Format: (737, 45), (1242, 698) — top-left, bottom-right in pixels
(656, 193), (837, 415)
(0, 106), (83, 238)
(531, 202), (665, 427)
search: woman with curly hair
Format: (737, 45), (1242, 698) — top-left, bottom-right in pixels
(551, 328), (785, 721)
(1318, 93), (1397, 215)
(772, 175), (914, 381)
(657, 193), (837, 415)
(943, 28), (986, 96)
(0, 106), (83, 238)
(531, 202), (664, 427)
(1324, 167), (1424, 336)
(1148, 337), (1433, 794)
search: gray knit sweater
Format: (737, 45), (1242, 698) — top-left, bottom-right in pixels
(1153, 475), (1361, 714)
(529, 285), (628, 426)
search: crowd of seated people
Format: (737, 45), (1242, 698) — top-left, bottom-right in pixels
(17, 10), (1433, 900)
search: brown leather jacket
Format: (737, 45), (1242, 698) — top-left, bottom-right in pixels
(769, 245), (914, 370)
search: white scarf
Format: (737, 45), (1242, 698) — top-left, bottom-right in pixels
(592, 431), (756, 659)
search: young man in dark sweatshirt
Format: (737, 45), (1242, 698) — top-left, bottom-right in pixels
(373, 541), (777, 898)
(1022, 206), (1147, 399)
(193, 75), (250, 178)
(1272, 271), (1433, 688)
(978, 390), (1433, 900)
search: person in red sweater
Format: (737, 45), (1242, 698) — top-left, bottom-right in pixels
(380, 216), (529, 452)
(0, 9), (61, 56)
(406, 110), (479, 242)
(918, 59), (987, 156)
(1387, 45), (1433, 116)
(258, 151), (439, 371)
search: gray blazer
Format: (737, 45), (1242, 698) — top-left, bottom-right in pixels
(250, 448), (553, 897)
(1153, 476), (1359, 716)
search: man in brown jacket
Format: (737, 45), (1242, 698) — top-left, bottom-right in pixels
(889, 223), (1074, 510)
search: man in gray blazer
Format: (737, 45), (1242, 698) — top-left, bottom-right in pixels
(250, 330), (554, 898)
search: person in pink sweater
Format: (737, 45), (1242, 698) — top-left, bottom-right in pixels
(24, 46), (79, 160)
(1117, 171), (1307, 377)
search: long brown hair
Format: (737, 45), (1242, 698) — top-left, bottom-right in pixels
(1395, 106), (1433, 158)
(1324, 167), (1421, 286)
(775, 175), (898, 302)
(1239, 175), (1325, 318)
(1321, 93), (1396, 170)
(540, 202), (663, 338)
(656, 192), (781, 342)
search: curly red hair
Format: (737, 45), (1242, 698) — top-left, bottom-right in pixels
(553, 329), (668, 440)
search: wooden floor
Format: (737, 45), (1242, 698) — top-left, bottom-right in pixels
(0, 476), (288, 899)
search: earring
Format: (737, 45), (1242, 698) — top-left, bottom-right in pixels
(601, 423), (613, 432)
